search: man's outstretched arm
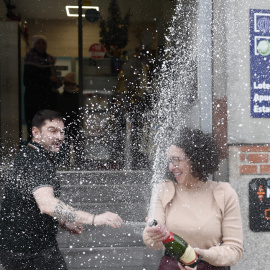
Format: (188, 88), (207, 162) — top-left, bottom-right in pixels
(33, 186), (122, 228)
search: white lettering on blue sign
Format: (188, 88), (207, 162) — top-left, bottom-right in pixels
(253, 82), (270, 89)
(253, 93), (270, 102)
(254, 105), (270, 113)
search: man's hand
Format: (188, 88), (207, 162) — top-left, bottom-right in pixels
(61, 222), (83, 235)
(94, 212), (122, 228)
(34, 187), (122, 228)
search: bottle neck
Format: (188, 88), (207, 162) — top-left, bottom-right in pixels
(163, 232), (174, 243)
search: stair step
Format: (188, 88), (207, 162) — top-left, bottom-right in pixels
(61, 246), (163, 269)
(60, 184), (151, 204)
(58, 170), (152, 222)
(58, 170), (152, 186)
(0, 247), (163, 270)
(57, 223), (147, 248)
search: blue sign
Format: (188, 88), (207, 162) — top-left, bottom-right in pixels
(250, 9), (270, 118)
(85, 9), (100, 23)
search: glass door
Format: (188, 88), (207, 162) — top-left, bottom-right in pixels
(0, 0), (177, 170)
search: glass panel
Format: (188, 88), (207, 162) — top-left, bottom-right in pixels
(81, 0), (177, 170)
(0, 0), (177, 169)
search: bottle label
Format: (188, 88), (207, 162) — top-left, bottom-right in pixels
(180, 245), (198, 266)
(163, 232), (174, 243)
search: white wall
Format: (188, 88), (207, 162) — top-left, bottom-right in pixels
(229, 146), (270, 270)
(217, 1), (270, 269)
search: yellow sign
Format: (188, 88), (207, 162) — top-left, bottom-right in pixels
(83, 0), (92, 5)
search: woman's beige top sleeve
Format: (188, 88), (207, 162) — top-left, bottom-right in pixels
(203, 183), (243, 266)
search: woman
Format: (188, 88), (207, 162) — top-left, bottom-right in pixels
(24, 34), (61, 138)
(143, 128), (243, 270)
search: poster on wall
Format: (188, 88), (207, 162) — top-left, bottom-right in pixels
(250, 9), (270, 118)
(55, 57), (73, 82)
(249, 178), (270, 232)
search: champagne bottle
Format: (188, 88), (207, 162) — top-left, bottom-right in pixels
(149, 219), (200, 268)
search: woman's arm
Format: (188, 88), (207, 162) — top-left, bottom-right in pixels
(143, 184), (168, 250)
(200, 184), (243, 266)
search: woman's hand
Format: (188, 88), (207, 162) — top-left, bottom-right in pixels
(94, 212), (123, 228)
(194, 248), (204, 259)
(177, 248), (204, 270)
(145, 219), (170, 242)
(178, 263), (197, 270)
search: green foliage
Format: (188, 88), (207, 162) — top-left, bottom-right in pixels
(99, 0), (130, 52)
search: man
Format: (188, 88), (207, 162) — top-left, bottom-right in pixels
(23, 35), (61, 139)
(0, 110), (122, 270)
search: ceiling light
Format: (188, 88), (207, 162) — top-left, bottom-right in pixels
(66, 6), (99, 17)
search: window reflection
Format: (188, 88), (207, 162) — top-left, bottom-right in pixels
(0, 0), (176, 168)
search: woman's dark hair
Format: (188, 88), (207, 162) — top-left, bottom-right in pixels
(171, 127), (220, 181)
(32, 109), (63, 129)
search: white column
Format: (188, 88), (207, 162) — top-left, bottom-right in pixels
(197, 0), (213, 133)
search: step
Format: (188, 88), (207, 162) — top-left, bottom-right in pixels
(60, 184), (151, 204)
(57, 223), (147, 248)
(57, 170), (153, 186)
(0, 247), (163, 270)
(58, 170), (152, 222)
(61, 246), (163, 270)
(57, 212), (163, 269)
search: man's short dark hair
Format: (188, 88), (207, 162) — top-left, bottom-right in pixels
(32, 110), (63, 129)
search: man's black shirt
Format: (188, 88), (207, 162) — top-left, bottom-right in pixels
(0, 142), (61, 253)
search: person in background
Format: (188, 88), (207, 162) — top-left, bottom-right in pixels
(58, 72), (85, 166)
(24, 34), (61, 139)
(143, 127), (243, 270)
(0, 109), (122, 270)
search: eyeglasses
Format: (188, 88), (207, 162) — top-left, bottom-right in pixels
(168, 157), (186, 166)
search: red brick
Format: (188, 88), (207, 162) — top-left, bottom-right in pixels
(239, 146), (270, 152)
(239, 153), (246, 162)
(213, 97), (227, 159)
(239, 165), (257, 174)
(260, 165), (270, 174)
(248, 154), (269, 163)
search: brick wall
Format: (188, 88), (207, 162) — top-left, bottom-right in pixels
(238, 145), (270, 175)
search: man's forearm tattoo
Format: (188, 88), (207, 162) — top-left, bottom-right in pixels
(54, 201), (77, 223)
